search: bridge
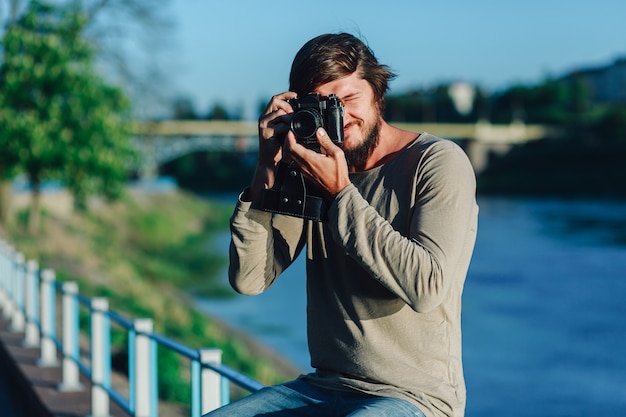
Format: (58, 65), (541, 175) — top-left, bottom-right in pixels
(131, 120), (562, 176)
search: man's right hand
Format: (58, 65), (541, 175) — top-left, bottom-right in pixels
(246, 92), (297, 202)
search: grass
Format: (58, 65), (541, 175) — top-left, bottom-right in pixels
(1, 187), (300, 407)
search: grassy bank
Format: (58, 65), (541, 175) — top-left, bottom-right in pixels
(1, 187), (300, 408)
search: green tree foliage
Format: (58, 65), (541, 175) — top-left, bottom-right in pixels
(384, 84), (487, 123)
(0, 1), (135, 231)
(478, 79), (626, 198)
(206, 102), (230, 120)
(489, 76), (593, 125)
(595, 104), (626, 143)
(172, 96), (198, 119)
(376, 75), (625, 197)
(161, 151), (256, 193)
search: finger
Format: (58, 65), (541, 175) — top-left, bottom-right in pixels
(259, 108), (294, 143)
(259, 92), (298, 142)
(262, 91), (297, 116)
(259, 107), (288, 129)
(316, 128), (341, 156)
(283, 130), (299, 153)
(280, 131), (299, 163)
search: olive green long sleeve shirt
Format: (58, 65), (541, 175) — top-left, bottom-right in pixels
(229, 133), (479, 417)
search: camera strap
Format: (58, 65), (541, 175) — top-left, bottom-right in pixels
(261, 161), (328, 222)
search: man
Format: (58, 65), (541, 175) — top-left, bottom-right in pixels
(206, 33), (478, 417)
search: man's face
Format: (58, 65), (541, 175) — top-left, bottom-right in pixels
(314, 72), (381, 170)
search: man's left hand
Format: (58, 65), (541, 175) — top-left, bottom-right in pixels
(284, 128), (351, 198)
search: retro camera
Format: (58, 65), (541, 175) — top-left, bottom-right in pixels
(259, 94), (344, 222)
(287, 93), (344, 151)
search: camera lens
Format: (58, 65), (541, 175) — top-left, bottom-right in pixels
(291, 109), (323, 139)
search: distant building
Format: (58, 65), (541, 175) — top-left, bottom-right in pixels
(564, 56), (626, 104)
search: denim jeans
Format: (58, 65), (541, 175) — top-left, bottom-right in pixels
(203, 379), (427, 417)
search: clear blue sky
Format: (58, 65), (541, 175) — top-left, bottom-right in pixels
(166, 0), (625, 119)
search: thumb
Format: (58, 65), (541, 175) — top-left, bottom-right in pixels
(316, 127), (338, 155)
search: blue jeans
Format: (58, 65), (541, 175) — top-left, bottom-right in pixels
(203, 379), (427, 417)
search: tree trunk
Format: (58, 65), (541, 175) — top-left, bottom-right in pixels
(0, 179), (11, 227)
(28, 180), (42, 235)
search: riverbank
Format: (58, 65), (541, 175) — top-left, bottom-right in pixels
(476, 136), (626, 198)
(0, 186), (302, 408)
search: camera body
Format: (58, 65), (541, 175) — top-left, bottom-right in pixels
(259, 93), (343, 222)
(287, 93), (344, 150)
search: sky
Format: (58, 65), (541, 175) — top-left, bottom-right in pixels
(163, 0), (626, 120)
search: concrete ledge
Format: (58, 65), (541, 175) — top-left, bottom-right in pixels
(0, 319), (53, 417)
(0, 317), (130, 417)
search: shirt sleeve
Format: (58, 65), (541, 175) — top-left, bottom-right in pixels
(228, 198), (307, 295)
(328, 143), (478, 313)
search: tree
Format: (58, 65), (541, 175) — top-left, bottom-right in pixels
(489, 77), (593, 126)
(172, 96), (198, 119)
(385, 84), (485, 123)
(206, 102), (230, 120)
(0, 0), (174, 116)
(0, 1), (135, 232)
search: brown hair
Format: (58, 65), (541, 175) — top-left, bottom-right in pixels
(289, 33), (396, 107)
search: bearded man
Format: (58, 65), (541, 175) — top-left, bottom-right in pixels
(205, 32), (478, 417)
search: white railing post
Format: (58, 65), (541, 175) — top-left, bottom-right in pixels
(200, 348), (223, 414)
(191, 357), (201, 417)
(23, 259), (40, 347)
(10, 252), (25, 333)
(38, 268), (59, 367)
(1, 244), (16, 320)
(57, 281), (83, 392)
(91, 297), (111, 417)
(133, 318), (157, 417)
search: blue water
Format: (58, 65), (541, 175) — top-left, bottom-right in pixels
(196, 197), (626, 417)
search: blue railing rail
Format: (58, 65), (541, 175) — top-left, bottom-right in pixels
(0, 238), (264, 417)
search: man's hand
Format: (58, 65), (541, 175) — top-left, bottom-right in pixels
(247, 92), (298, 202)
(285, 127), (351, 198)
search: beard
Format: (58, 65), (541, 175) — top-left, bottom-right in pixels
(343, 119), (380, 171)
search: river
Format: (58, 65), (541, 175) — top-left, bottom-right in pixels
(195, 196), (626, 417)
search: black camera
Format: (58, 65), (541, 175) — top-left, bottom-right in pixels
(258, 94), (343, 222)
(287, 93), (344, 151)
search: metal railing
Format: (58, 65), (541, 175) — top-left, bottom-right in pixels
(0, 238), (264, 417)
